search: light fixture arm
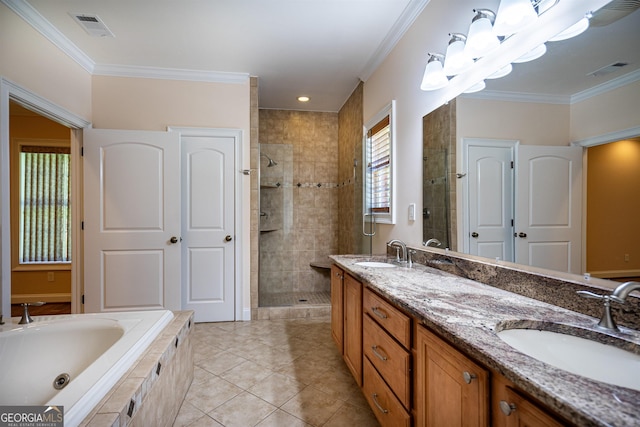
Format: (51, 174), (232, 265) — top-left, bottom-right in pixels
(472, 9), (496, 24)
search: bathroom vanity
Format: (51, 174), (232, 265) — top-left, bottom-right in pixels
(330, 251), (640, 426)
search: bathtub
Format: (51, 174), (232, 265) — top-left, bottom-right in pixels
(0, 309), (174, 426)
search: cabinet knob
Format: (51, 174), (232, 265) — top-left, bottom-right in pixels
(499, 400), (517, 416)
(462, 371), (477, 384)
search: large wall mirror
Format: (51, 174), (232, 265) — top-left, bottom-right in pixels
(423, 3), (640, 278)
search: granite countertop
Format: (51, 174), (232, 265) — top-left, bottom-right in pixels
(330, 254), (640, 427)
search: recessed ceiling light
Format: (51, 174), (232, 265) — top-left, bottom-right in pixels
(297, 96), (310, 102)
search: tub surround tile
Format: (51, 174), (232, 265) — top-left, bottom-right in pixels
(82, 311), (194, 427)
(331, 253), (640, 426)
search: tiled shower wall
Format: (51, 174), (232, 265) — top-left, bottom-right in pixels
(258, 110), (339, 301)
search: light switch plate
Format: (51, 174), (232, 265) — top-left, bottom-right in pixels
(408, 203), (416, 221)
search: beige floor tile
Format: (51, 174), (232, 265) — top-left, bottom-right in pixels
(173, 401), (206, 427)
(255, 409), (312, 427)
(247, 372), (307, 407)
(311, 369), (362, 401)
(196, 350), (248, 375)
(280, 386), (345, 426)
(184, 375), (243, 413)
(208, 391), (276, 427)
(185, 414), (224, 427)
(323, 402), (381, 427)
(219, 360), (274, 390)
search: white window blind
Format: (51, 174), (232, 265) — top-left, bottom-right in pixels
(366, 115), (391, 214)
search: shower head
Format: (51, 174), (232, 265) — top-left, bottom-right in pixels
(261, 153), (278, 167)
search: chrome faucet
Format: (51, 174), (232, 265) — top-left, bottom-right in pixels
(387, 239), (407, 264)
(423, 238), (442, 247)
(611, 281), (640, 304)
(19, 302), (45, 325)
(578, 281), (640, 331)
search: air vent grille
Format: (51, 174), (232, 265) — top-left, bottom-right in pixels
(590, 0), (640, 26)
(587, 62), (629, 77)
(70, 13), (114, 37)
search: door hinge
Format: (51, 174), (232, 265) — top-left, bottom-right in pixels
(511, 219), (514, 227)
(81, 294), (85, 304)
(81, 221), (84, 230)
(81, 147), (84, 156)
(510, 161), (514, 169)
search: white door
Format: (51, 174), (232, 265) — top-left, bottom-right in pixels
(181, 135), (236, 322)
(515, 146), (583, 273)
(83, 128), (181, 312)
(467, 145), (515, 262)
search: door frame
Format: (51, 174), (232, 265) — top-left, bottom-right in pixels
(168, 126), (245, 321)
(0, 77), (90, 316)
(460, 138), (518, 254)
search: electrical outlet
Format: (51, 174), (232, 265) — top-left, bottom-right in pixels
(625, 254), (630, 262)
(47, 272), (54, 282)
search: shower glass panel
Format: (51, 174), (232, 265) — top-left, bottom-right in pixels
(423, 148), (450, 248)
(258, 144), (294, 307)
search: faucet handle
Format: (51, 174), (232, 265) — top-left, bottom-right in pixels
(577, 290), (606, 300)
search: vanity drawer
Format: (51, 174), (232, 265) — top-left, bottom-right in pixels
(363, 287), (411, 348)
(363, 314), (411, 408)
(363, 357), (411, 427)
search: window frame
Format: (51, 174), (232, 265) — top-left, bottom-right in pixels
(363, 100), (396, 225)
(11, 138), (72, 271)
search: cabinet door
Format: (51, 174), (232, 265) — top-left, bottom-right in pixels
(343, 273), (363, 386)
(492, 374), (565, 427)
(331, 264), (344, 352)
(416, 325), (489, 427)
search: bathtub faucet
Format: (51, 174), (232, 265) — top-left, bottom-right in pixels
(19, 302), (46, 324)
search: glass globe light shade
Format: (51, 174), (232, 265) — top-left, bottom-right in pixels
(494, 0), (538, 36)
(420, 56), (448, 91)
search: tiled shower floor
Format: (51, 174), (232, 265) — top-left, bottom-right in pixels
(259, 291), (331, 307)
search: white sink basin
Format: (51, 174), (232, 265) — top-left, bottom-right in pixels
(354, 261), (397, 268)
(497, 328), (640, 391)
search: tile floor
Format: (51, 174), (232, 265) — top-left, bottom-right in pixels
(173, 317), (380, 427)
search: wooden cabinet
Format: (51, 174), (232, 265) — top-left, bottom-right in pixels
(343, 273), (363, 385)
(330, 264), (344, 352)
(415, 324), (489, 427)
(363, 357), (411, 427)
(492, 373), (565, 427)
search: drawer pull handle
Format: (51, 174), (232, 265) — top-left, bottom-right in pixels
(371, 306), (388, 319)
(499, 400), (517, 416)
(462, 371), (477, 384)
(372, 393), (389, 414)
(371, 345), (388, 361)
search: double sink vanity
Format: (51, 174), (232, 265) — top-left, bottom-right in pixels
(329, 248), (640, 426)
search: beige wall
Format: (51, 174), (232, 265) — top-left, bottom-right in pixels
(0, 3), (92, 119)
(456, 98), (571, 146)
(571, 80), (640, 143)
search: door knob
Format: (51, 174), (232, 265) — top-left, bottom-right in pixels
(471, 232), (479, 238)
(225, 235), (233, 242)
(518, 232), (527, 238)
(170, 236), (180, 244)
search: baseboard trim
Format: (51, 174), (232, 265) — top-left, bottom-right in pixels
(589, 270), (640, 279)
(11, 293), (71, 304)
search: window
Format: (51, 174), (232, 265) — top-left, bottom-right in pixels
(19, 145), (72, 264)
(364, 101), (395, 224)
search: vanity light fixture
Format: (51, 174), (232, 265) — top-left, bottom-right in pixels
(443, 33), (473, 76)
(297, 96), (310, 102)
(548, 12), (592, 41)
(494, 0), (539, 36)
(513, 43), (547, 63)
(420, 53), (449, 91)
(464, 9), (500, 59)
(487, 63), (513, 79)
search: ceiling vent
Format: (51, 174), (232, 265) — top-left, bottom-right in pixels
(587, 62), (629, 77)
(70, 13), (114, 37)
(590, 0), (640, 27)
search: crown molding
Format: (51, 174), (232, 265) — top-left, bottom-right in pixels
(571, 68), (640, 104)
(460, 90), (570, 104)
(93, 64), (250, 84)
(359, 0), (430, 82)
(1, 0), (95, 73)
(573, 125), (640, 147)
